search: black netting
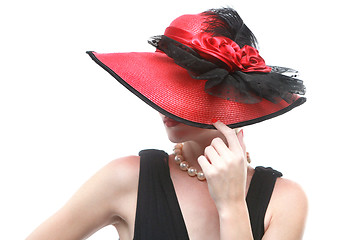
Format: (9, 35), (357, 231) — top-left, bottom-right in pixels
(148, 35), (305, 104)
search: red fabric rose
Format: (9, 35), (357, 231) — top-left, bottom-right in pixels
(236, 45), (272, 72)
(190, 33), (271, 73)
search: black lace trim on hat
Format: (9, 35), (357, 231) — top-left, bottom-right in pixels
(149, 35), (306, 104)
(86, 51), (306, 129)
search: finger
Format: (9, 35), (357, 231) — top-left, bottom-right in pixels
(212, 120), (241, 151)
(197, 155), (212, 174)
(210, 137), (231, 158)
(204, 145), (222, 165)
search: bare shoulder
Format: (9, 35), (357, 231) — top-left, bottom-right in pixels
(26, 155), (140, 240)
(263, 177), (308, 239)
(100, 155), (140, 191)
(82, 155), (141, 200)
(271, 177), (308, 211)
(100, 155), (141, 222)
(271, 176), (307, 198)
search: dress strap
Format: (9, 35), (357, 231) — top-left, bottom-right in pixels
(246, 166), (283, 240)
(133, 149), (189, 240)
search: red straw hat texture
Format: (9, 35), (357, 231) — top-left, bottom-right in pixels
(87, 11), (305, 129)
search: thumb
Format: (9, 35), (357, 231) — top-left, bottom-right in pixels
(237, 129), (246, 153)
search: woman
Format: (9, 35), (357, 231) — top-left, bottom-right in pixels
(26, 7), (308, 240)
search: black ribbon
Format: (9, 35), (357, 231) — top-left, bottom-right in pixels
(149, 35), (305, 104)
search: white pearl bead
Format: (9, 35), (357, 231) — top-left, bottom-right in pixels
(246, 152), (251, 163)
(179, 161), (189, 171)
(174, 155), (184, 164)
(187, 167), (197, 177)
(173, 144), (209, 181)
(174, 143), (183, 150)
(174, 148), (182, 155)
(197, 171), (206, 181)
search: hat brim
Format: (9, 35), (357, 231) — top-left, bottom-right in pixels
(87, 51), (306, 129)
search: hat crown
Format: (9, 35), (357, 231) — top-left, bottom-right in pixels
(166, 14), (206, 35)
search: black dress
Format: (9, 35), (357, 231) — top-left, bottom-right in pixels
(133, 149), (282, 240)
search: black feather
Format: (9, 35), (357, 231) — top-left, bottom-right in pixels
(150, 35), (306, 104)
(202, 7), (258, 49)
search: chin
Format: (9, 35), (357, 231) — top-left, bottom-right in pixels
(165, 123), (214, 144)
(159, 113), (213, 143)
(165, 125), (190, 143)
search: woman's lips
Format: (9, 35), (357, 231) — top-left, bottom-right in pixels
(163, 117), (181, 127)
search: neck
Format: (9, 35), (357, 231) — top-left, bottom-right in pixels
(180, 135), (227, 169)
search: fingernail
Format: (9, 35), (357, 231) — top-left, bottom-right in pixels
(240, 129), (244, 137)
(211, 118), (218, 123)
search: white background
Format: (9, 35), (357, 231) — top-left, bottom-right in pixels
(0, 0), (359, 239)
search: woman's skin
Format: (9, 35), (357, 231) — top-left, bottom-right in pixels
(26, 114), (308, 240)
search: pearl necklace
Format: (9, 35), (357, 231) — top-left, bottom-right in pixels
(173, 143), (251, 182)
(173, 143), (206, 181)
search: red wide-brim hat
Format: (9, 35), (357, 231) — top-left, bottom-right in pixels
(87, 9), (306, 129)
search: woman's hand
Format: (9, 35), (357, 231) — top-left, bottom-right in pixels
(197, 120), (247, 212)
(197, 120), (307, 240)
